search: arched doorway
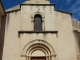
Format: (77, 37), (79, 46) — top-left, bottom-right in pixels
(21, 40), (56, 60)
(31, 50), (45, 56)
(31, 50), (46, 60)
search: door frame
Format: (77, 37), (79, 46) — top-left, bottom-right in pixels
(31, 56), (46, 60)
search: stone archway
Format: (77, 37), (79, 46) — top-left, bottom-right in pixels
(21, 39), (57, 60)
(31, 12), (45, 18)
(31, 12), (45, 30)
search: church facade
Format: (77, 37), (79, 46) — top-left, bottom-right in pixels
(1, 0), (80, 60)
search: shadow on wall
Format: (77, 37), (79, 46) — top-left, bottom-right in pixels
(0, 16), (6, 60)
(74, 30), (80, 60)
(72, 20), (80, 32)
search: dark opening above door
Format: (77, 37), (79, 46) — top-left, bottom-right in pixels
(31, 57), (46, 60)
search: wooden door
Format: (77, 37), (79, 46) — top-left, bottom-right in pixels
(31, 57), (46, 60)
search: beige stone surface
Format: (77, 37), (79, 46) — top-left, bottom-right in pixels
(20, 5), (56, 31)
(2, 11), (20, 60)
(55, 11), (77, 60)
(72, 19), (80, 32)
(20, 33), (58, 55)
(2, 0), (79, 60)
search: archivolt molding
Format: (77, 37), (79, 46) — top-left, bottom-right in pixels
(30, 12), (45, 30)
(27, 44), (50, 56)
(29, 48), (47, 56)
(21, 39), (56, 57)
(31, 12), (45, 22)
(31, 12), (45, 18)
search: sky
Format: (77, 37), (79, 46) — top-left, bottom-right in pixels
(2, 0), (80, 21)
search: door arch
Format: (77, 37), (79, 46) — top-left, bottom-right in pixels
(31, 50), (45, 56)
(21, 39), (57, 60)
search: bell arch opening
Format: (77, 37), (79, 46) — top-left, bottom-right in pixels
(34, 14), (42, 31)
(31, 12), (45, 30)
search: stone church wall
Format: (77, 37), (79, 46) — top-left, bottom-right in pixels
(19, 33), (58, 60)
(20, 4), (56, 31)
(72, 20), (80, 60)
(2, 1), (79, 60)
(55, 11), (77, 60)
(72, 20), (80, 32)
(20, 4), (58, 60)
(2, 11), (20, 60)
(74, 31), (80, 60)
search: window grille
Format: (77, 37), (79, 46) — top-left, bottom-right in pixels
(34, 14), (42, 31)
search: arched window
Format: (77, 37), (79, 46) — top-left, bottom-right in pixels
(34, 14), (42, 31)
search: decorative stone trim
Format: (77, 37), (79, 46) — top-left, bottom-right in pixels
(18, 31), (58, 33)
(21, 39), (56, 56)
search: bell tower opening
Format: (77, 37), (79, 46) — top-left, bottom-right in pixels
(34, 14), (42, 31)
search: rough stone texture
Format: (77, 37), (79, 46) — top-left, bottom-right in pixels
(72, 20), (80, 32)
(2, 11), (20, 60)
(2, 0), (79, 60)
(55, 11), (77, 60)
(74, 31), (80, 60)
(20, 5), (56, 31)
(72, 20), (80, 60)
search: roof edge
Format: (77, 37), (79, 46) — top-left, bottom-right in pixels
(20, 3), (56, 6)
(6, 9), (20, 13)
(5, 2), (72, 16)
(54, 9), (72, 15)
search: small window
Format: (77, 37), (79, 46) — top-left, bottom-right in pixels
(34, 14), (42, 31)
